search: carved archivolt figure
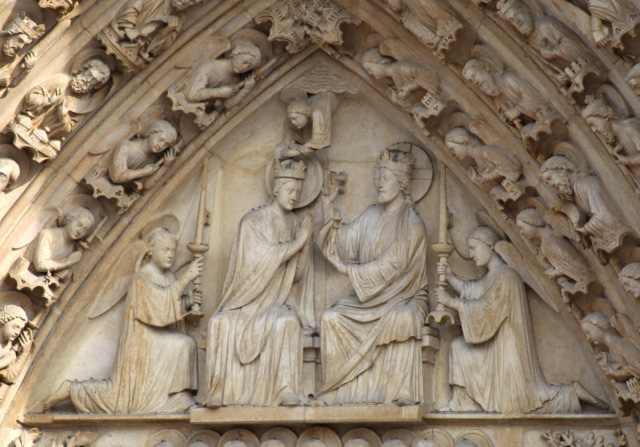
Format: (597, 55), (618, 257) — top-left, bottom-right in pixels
(462, 51), (563, 142)
(84, 120), (178, 213)
(362, 42), (441, 113)
(539, 155), (633, 261)
(276, 66), (357, 159)
(516, 207), (592, 297)
(0, 13), (44, 89)
(9, 206), (97, 305)
(5, 58), (112, 162)
(203, 160), (314, 408)
(168, 31), (272, 129)
(619, 262), (640, 300)
(43, 221), (202, 413)
(582, 312), (640, 405)
(444, 127), (523, 203)
(0, 305), (36, 387)
(496, 0), (602, 98)
(585, 0), (640, 53)
(627, 64), (640, 95)
(315, 146), (429, 406)
(0, 158), (21, 193)
(437, 226), (608, 414)
(97, 0), (205, 72)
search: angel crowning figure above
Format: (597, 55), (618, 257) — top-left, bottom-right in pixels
(43, 220), (203, 413)
(437, 226), (609, 414)
(314, 145), (429, 406)
(203, 159), (314, 408)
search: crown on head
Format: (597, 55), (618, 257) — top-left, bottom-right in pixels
(379, 148), (414, 175)
(274, 159), (306, 180)
(10, 13), (45, 40)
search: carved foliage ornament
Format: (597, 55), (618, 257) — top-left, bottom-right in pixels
(255, 0), (361, 55)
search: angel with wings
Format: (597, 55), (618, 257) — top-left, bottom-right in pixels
(43, 216), (202, 413)
(275, 65), (357, 159)
(84, 117), (179, 213)
(362, 38), (440, 113)
(9, 196), (104, 306)
(437, 226), (608, 414)
(167, 30), (272, 129)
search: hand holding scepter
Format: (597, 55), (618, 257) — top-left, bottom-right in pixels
(186, 157), (210, 321)
(426, 164), (456, 325)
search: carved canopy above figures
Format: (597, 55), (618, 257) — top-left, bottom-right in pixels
(0, 0), (640, 446)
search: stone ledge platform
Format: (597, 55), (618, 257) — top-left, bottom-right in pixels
(21, 408), (619, 428)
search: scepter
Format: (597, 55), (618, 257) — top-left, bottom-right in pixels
(186, 157), (210, 320)
(426, 164), (456, 325)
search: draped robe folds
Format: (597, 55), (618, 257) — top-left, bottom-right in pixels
(317, 203), (428, 405)
(114, 0), (181, 55)
(204, 205), (314, 406)
(448, 262), (581, 415)
(69, 264), (197, 413)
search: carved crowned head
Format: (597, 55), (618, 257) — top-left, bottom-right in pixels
(444, 128), (481, 160)
(462, 59), (500, 97)
(362, 48), (392, 80)
(581, 95), (622, 146)
(144, 120), (178, 153)
(273, 160), (306, 211)
(539, 156), (578, 200)
(287, 99), (311, 129)
(0, 304), (28, 345)
(146, 227), (178, 271)
(619, 262), (640, 300)
(230, 42), (262, 74)
(0, 157), (21, 193)
(378, 148), (414, 205)
(62, 206), (95, 241)
(515, 207), (545, 241)
(581, 312), (613, 346)
(497, 0), (535, 37)
(2, 13), (45, 58)
(468, 226), (500, 268)
(71, 59), (111, 95)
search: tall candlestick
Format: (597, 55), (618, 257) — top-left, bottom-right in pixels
(439, 164), (447, 244)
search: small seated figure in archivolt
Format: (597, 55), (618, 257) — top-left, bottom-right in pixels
(0, 304), (36, 391)
(43, 216), (202, 413)
(167, 30), (272, 129)
(315, 144), (429, 406)
(275, 64), (357, 159)
(436, 226), (609, 414)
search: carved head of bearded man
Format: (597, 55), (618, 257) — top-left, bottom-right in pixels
(70, 59), (111, 94)
(0, 158), (20, 193)
(581, 94), (622, 146)
(539, 156), (579, 200)
(378, 148), (414, 206)
(497, 0), (535, 37)
(2, 13), (44, 58)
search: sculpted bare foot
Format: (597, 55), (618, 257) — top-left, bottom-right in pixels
(203, 398), (222, 409)
(281, 397), (301, 407)
(43, 380), (71, 412)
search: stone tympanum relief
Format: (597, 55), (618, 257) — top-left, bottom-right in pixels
(276, 65), (357, 159)
(462, 47), (564, 145)
(96, 0), (206, 73)
(43, 215), (202, 413)
(582, 312), (640, 409)
(0, 12), (44, 92)
(437, 226), (607, 414)
(539, 155), (634, 263)
(516, 207), (593, 299)
(495, 0), (605, 102)
(84, 119), (179, 213)
(4, 56), (113, 162)
(167, 30), (272, 129)
(315, 145), (429, 406)
(203, 160), (314, 408)
(9, 196), (105, 307)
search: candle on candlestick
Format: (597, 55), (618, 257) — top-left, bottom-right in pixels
(439, 163), (447, 244)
